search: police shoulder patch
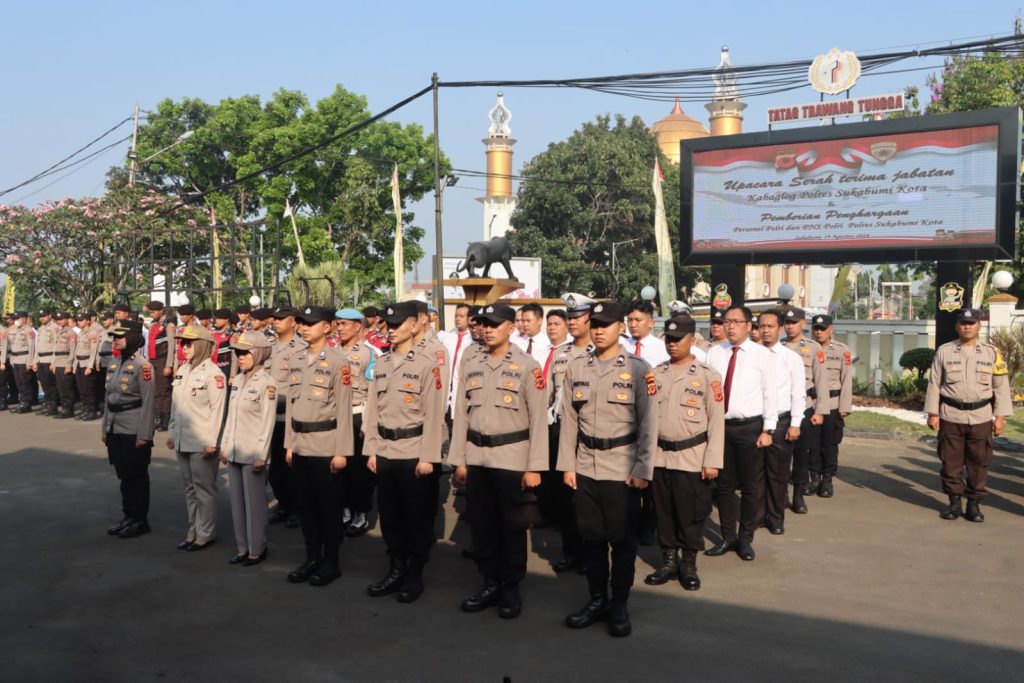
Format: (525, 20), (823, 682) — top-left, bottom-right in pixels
(341, 365), (352, 386)
(432, 366), (442, 390)
(644, 371), (657, 396)
(435, 350), (445, 367)
(843, 351), (852, 366)
(711, 380), (724, 403)
(215, 375), (225, 389)
(532, 367), (545, 390)
(267, 385), (276, 400)
(994, 350), (1008, 376)
(141, 364), (152, 382)
(817, 351), (826, 364)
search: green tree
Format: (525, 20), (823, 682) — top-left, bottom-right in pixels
(508, 114), (705, 300)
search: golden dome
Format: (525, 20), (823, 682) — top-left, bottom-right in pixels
(650, 98), (709, 164)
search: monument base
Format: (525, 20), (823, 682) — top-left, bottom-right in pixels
(444, 278), (524, 306)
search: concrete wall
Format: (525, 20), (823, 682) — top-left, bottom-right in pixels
(833, 319), (935, 393)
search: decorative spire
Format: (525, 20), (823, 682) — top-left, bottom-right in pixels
(488, 92), (512, 137)
(712, 46), (739, 101)
(671, 97), (683, 115)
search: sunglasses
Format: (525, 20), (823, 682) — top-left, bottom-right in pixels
(233, 349), (251, 357)
(180, 340), (194, 347)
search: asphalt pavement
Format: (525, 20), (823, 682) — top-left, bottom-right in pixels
(1, 411), (1022, 682)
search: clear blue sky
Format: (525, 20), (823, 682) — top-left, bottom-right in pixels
(1, 0), (1018, 281)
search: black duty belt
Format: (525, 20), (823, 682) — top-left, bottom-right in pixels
(657, 431), (708, 452)
(76, 355), (91, 360)
(725, 415), (762, 427)
(468, 428), (530, 448)
(940, 395), (992, 411)
(829, 389), (841, 397)
(107, 399), (143, 413)
(52, 351), (69, 356)
(276, 395), (286, 415)
(579, 431), (637, 450)
(807, 388), (817, 399)
(99, 352), (112, 357)
(378, 424), (424, 441)
(291, 418), (337, 433)
(778, 411), (791, 421)
(10, 350), (27, 356)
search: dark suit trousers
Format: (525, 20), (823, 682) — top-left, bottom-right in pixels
(765, 414), (794, 526)
(790, 409), (819, 485)
(715, 419), (765, 543)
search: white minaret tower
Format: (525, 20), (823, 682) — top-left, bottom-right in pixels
(478, 93), (517, 240)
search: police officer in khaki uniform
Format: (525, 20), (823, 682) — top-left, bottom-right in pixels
(74, 312), (103, 420)
(220, 332), (277, 565)
(783, 308), (830, 513)
(52, 312), (78, 418)
(810, 314), (853, 498)
(96, 312), (115, 413)
(268, 306), (306, 527)
(284, 306), (354, 587)
(9, 311), (35, 413)
(925, 308), (1012, 522)
(644, 314), (723, 591)
(364, 301), (446, 603)
(558, 300), (657, 638)
(101, 320), (156, 539)
(449, 304), (548, 619)
(32, 309), (61, 415)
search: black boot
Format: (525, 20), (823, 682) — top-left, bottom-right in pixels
(498, 582), (522, 619)
(607, 595), (632, 637)
(461, 579), (501, 613)
(309, 554), (342, 586)
(397, 559), (424, 603)
(940, 494), (962, 520)
(791, 486), (808, 514)
(802, 471), (820, 496)
(679, 550), (701, 591)
(643, 548), (679, 586)
(367, 557), (406, 597)
(287, 558), (320, 583)
(565, 590), (609, 629)
(55, 406), (75, 419)
(81, 410), (99, 422)
(817, 474), (834, 498)
(964, 499), (985, 523)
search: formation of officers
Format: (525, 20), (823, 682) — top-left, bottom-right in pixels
(9, 292), (929, 639)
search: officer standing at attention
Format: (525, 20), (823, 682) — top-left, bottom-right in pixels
(644, 314), (723, 591)
(96, 312), (115, 413)
(558, 300), (657, 638)
(449, 303), (547, 619)
(32, 309), (60, 415)
(101, 320), (156, 539)
(9, 311), (36, 413)
(925, 308), (1012, 522)
(268, 306), (306, 528)
(73, 312), (101, 420)
(284, 306), (354, 587)
(783, 308), (829, 513)
(363, 302), (446, 604)
(52, 312), (78, 419)
(809, 314), (853, 499)
(144, 300), (176, 432)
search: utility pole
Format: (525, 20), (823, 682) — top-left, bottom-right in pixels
(127, 102), (140, 187)
(431, 72), (446, 330)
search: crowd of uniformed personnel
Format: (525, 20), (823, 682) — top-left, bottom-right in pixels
(0, 295), (1010, 637)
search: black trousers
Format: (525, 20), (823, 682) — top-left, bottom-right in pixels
(790, 408), (819, 485)
(12, 363), (32, 407)
(37, 362), (57, 406)
(539, 421), (581, 557)
(106, 432), (152, 522)
(55, 366), (76, 409)
(765, 415), (795, 526)
(0, 367), (9, 405)
(268, 420), (293, 513)
(819, 410), (844, 476)
(95, 366), (108, 411)
(652, 468), (713, 551)
(716, 419), (765, 544)
(466, 466), (535, 584)
(75, 367), (97, 412)
(343, 414), (376, 513)
(153, 355), (172, 417)
(292, 454), (346, 562)
(376, 457), (439, 564)
(575, 474), (639, 598)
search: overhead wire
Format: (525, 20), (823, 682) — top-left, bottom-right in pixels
(10, 136), (130, 204)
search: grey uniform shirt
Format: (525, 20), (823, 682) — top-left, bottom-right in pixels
(101, 349), (156, 442)
(557, 345), (658, 482)
(168, 358), (227, 452)
(221, 366), (277, 465)
(283, 345), (354, 458)
(448, 345), (549, 473)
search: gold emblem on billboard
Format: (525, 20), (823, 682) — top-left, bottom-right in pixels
(870, 142), (897, 161)
(939, 282), (965, 313)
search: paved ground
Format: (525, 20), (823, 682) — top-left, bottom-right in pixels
(1, 411), (1023, 682)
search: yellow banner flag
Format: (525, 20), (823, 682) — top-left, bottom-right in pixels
(2, 276), (15, 315)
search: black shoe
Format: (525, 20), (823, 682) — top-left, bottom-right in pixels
(176, 539), (196, 550)
(309, 560), (341, 586)
(14, 405), (32, 414)
(54, 409), (75, 419)
(498, 583), (522, 619)
(551, 555), (582, 573)
(964, 499), (985, 523)
(565, 592), (609, 629)
(767, 521), (785, 535)
(242, 549), (268, 566)
(461, 580), (501, 613)
(704, 540), (737, 557)
(940, 494), (963, 520)
(607, 598), (631, 638)
(118, 521), (151, 539)
(791, 487), (808, 514)
(818, 474), (834, 498)
(644, 548), (679, 586)
(679, 550), (701, 591)
(186, 539), (214, 552)
(81, 411), (98, 422)
(368, 558), (407, 597)
(288, 559), (320, 584)
(397, 572), (424, 603)
(229, 553), (248, 565)
(268, 508), (289, 524)
(736, 540), (755, 561)
(345, 512), (369, 537)
(461, 545), (477, 560)
(107, 519), (130, 536)
(285, 514), (301, 529)
(802, 472), (820, 496)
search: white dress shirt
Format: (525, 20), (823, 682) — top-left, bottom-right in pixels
(442, 328), (472, 412)
(765, 341), (806, 420)
(706, 338), (778, 431)
(512, 332), (552, 367)
(624, 333), (670, 367)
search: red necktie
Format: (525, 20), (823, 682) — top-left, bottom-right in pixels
(635, 339), (642, 357)
(724, 346), (740, 412)
(542, 346), (556, 379)
(527, 337), (533, 355)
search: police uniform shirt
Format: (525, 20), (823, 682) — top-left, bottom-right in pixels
(74, 324), (102, 371)
(416, 334), (451, 406)
(32, 320), (59, 365)
(785, 336), (831, 415)
(53, 325), (77, 369)
(556, 345), (658, 482)
(706, 339), (779, 430)
(653, 359), (725, 472)
(925, 341), (1012, 424)
(548, 341), (590, 415)
(340, 341), (374, 411)
(283, 345), (354, 458)
(362, 345), (446, 463)
(168, 358), (227, 452)
(98, 326), (115, 370)
(448, 344), (549, 472)
(10, 324), (35, 365)
(0, 325), (7, 366)
(221, 365), (277, 465)
(270, 335), (308, 422)
(101, 349), (156, 441)
(820, 339), (854, 413)
(766, 342), (806, 419)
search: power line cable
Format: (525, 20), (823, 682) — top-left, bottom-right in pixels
(10, 137), (129, 204)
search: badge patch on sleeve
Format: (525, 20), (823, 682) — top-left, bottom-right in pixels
(711, 380), (724, 402)
(994, 351), (1008, 376)
(532, 367), (545, 390)
(215, 375), (225, 389)
(644, 371), (657, 396)
(817, 351), (826, 364)
(267, 385), (276, 400)
(341, 366), (352, 386)
(432, 366), (442, 390)
(843, 351), (852, 366)
(435, 351), (446, 367)
(141, 364), (152, 382)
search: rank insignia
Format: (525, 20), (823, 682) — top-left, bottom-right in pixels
(404, 394), (414, 404)
(644, 371), (657, 396)
(690, 380), (702, 389)
(710, 380), (723, 403)
(216, 376), (225, 389)
(141, 365), (152, 382)
(503, 395), (513, 404)
(686, 408), (696, 417)
(619, 372), (633, 381)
